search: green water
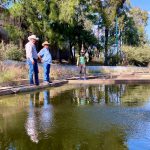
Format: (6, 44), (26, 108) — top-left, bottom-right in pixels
(0, 84), (150, 150)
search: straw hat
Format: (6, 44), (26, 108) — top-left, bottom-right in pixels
(42, 41), (50, 46)
(28, 35), (39, 41)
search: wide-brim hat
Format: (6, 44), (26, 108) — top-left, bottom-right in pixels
(28, 35), (39, 41)
(42, 41), (50, 46)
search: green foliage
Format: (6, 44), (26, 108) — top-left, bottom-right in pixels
(0, 42), (23, 61)
(122, 45), (150, 66)
(93, 0), (128, 65)
(0, 42), (5, 60)
(59, 0), (77, 23)
(1, 0), (149, 66)
(4, 25), (24, 44)
(122, 85), (150, 104)
(123, 8), (148, 46)
(5, 43), (23, 61)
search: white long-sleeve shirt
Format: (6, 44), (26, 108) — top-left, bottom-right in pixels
(25, 42), (38, 62)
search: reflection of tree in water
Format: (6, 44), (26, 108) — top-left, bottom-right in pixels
(121, 85), (150, 106)
(73, 86), (90, 105)
(25, 90), (53, 143)
(72, 85), (126, 106)
(72, 84), (150, 106)
(105, 85), (126, 105)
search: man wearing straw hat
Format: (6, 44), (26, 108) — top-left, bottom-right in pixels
(25, 35), (39, 86)
(38, 41), (52, 84)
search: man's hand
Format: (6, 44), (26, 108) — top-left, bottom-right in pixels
(32, 61), (35, 65)
(38, 55), (42, 62)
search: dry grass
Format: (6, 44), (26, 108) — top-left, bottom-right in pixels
(1, 61), (150, 85)
(50, 65), (78, 79)
(89, 66), (150, 75)
(0, 62), (28, 83)
(0, 62), (78, 84)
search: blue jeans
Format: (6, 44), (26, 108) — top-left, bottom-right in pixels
(43, 63), (50, 82)
(27, 59), (39, 85)
(43, 90), (50, 107)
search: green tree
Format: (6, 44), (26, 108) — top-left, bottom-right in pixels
(122, 8), (148, 46)
(3, 0), (98, 63)
(2, 0), (149, 66)
(93, 0), (127, 65)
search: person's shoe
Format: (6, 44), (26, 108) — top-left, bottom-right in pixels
(35, 82), (39, 86)
(78, 76), (82, 80)
(43, 81), (49, 85)
(49, 81), (52, 83)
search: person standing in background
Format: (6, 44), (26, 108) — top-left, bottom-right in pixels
(77, 44), (88, 80)
(25, 35), (39, 86)
(38, 41), (52, 84)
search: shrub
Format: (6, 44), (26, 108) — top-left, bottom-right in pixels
(0, 42), (5, 60)
(0, 42), (24, 61)
(122, 45), (150, 66)
(5, 43), (24, 61)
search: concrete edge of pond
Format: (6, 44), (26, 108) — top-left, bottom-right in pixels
(0, 78), (53, 87)
(66, 75), (109, 80)
(68, 79), (150, 85)
(1, 74), (150, 96)
(0, 75), (102, 96)
(0, 80), (68, 96)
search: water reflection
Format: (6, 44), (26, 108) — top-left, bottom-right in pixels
(73, 86), (90, 105)
(0, 85), (150, 149)
(72, 85), (125, 106)
(72, 84), (150, 107)
(25, 90), (53, 143)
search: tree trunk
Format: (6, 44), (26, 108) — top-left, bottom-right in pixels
(19, 38), (23, 49)
(1, 40), (5, 51)
(69, 42), (73, 63)
(56, 48), (61, 63)
(58, 49), (62, 63)
(104, 28), (109, 66)
(105, 85), (109, 104)
(69, 41), (76, 64)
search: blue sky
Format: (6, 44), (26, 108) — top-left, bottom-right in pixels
(131, 0), (150, 40)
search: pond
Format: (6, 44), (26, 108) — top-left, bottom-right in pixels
(0, 84), (150, 150)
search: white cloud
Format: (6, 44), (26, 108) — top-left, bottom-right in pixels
(148, 11), (150, 15)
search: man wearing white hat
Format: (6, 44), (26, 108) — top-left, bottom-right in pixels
(25, 35), (39, 85)
(38, 41), (52, 84)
